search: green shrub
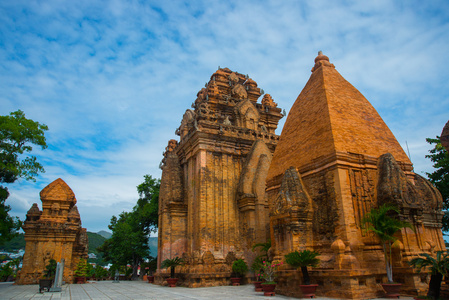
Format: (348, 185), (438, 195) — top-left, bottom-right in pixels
(43, 259), (57, 279)
(231, 259), (248, 278)
(74, 258), (89, 277)
(161, 257), (184, 278)
(285, 250), (320, 285)
(0, 263), (13, 281)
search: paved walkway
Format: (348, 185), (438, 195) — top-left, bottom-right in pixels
(0, 281), (415, 300)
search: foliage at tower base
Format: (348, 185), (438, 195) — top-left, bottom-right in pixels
(0, 110), (48, 244)
(98, 175), (160, 280)
(426, 137), (449, 232)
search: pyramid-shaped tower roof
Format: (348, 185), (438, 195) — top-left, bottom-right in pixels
(267, 53), (411, 181)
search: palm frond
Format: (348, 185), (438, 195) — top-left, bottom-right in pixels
(362, 204), (412, 242)
(409, 251), (449, 276)
(285, 250), (320, 268)
(161, 256), (184, 269)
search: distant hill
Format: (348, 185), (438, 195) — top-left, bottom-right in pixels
(97, 230), (112, 239)
(0, 234), (25, 251)
(1, 231), (158, 259)
(148, 237), (157, 257)
(86, 232), (107, 254)
(0, 232), (107, 254)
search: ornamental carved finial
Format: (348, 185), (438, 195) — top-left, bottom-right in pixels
(262, 94), (277, 108)
(311, 51), (335, 72)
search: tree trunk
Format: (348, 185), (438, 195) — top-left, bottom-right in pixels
(427, 273), (443, 300)
(301, 266), (310, 285)
(383, 242), (393, 283)
(170, 266), (175, 278)
(131, 257), (139, 280)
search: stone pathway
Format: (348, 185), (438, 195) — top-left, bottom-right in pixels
(0, 281), (416, 300)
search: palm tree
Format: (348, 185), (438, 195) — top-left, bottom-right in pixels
(252, 239), (271, 259)
(251, 240), (271, 280)
(409, 251), (449, 300)
(161, 257), (184, 278)
(284, 250), (320, 285)
(362, 204), (412, 283)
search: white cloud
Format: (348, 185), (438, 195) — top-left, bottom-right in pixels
(1, 0), (448, 232)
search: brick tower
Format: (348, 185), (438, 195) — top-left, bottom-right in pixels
(157, 68), (283, 286)
(16, 178), (88, 284)
(266, 53), (445, 298)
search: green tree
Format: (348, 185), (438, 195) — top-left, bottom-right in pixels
(0, 233), (25, 251)
(409, 251), (449, 300)
(426, 137), (449, 231)
(98, 174), (160, 280)
(135, 175), (160, 234)
(102, 212), (150, 280)
(74, 258), (89, 278)
(0, 262), (13, 281)
(362, 204), (413, 283)
(0, 110), (48, 244)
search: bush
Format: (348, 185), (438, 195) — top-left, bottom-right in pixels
(161, 257), (184, 278)
(0, 263), (13, 282)
(285, 250), (320, 285)
(231, 259), (248, 278)
(74, 258), (89, 277)
(250, 257), (264, 281)
(43, 259), (57, 279)
(94, 265), (108, 279)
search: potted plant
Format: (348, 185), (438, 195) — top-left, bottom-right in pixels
(39, 259), (57, 293)
(251, 240), (271, 291)
(250, 257), (264, 291)
(146, 257), (157, 283)
(362, 204), (412, 297)
(231, 259), (248, 286)
(139, 261), (148, 282)
(0, 262), (13, 282)
(285, 250), (320, 298)
(161, 256), (184, 287)
(260, 260), (283, 296)
(409, 251), (449, 300)
(74, 258), (89, 284)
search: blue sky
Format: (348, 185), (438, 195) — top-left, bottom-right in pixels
(1, 0), (448, 233)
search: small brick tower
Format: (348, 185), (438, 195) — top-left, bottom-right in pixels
(16, 178), (88, 284)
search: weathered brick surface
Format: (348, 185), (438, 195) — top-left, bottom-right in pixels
(156, 58), (444, 296)
(16, 178), (88, 285)
(267, 54), (444, 299)
(267, 54), (412, 183)
(157, 69), (283, 287)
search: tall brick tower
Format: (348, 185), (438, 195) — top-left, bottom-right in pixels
(157, 68), (283, 286)
(266, 53), (444, 298)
